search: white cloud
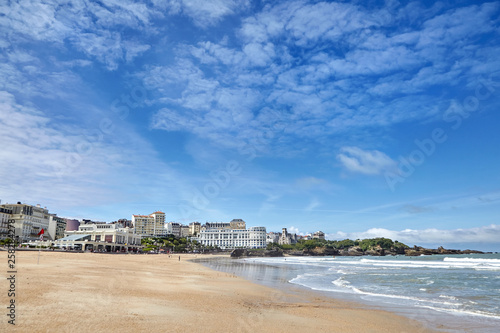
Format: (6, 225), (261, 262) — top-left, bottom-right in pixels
(0, 51), (94, 103)
(164, 0), (250, 27)
(326, 224), (500, 246)
(417, 2), (499, 48)
(70, 31), (125, 70)
(285, 2), (379, 46)
(288, 226), (301, 235)
(0, 0), (156, 70)
(243, 42), (275, 67)
(139, 0), (500, 160)
(329, 45), (422, 77)
(239, 1), (380, 45)
(87, 0), (158, 28)
(337, 147), (396, 175)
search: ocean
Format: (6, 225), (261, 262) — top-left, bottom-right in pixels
(197, 253), (500, 332)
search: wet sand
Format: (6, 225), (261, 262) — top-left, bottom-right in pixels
(1, 251), (437, 332)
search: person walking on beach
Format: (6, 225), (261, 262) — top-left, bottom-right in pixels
(178, 255), (180, 261)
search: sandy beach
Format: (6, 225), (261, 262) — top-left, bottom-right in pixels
(1, 251), (437, 333)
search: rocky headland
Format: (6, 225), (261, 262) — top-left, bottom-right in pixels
(230, 245), (483, 258)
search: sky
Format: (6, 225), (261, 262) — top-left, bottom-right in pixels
(1, 0), (499, 251)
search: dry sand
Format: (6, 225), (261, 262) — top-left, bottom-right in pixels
(1, 251), (439, 333)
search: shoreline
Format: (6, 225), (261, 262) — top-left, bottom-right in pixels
(1, 252), (437, 332)
(201, 255), (500, 333)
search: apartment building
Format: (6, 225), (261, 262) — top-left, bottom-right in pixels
(166, 222), (181, 237)
(132, 211), (166, 237)
(189, 222), (201, 236)
(0, 207), (13, 240)
(180, 225), (190, 238)
(48, 214), (67, 240)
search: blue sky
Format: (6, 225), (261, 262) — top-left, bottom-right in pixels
(1, 0), (500, 250)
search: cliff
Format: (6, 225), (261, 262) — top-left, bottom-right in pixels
(404, 246), (483, 256)
(231, 245), (483, 258)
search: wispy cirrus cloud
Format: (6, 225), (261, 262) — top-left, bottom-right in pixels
(337, 146), (396, 176)
(164, 0), (251, 28)
(401, 204), (435, 214)
(304, 198), (320, 211)
(0, 90), (188, 213)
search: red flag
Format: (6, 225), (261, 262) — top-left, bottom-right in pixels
(37, 229), (44, 236)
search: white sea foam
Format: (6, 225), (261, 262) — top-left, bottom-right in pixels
(332, 277), (350, 288)
(289, 275), (339, 293)
(417, 305), (500, 320)
(336, 285), (458, 305)
(439, 295), (458, 301)
(444, 257), (500, 263)
(328, 258), (500, 270)
(324, 278), (465, 306)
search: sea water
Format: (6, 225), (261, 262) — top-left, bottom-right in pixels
(198, 253), (500, 332)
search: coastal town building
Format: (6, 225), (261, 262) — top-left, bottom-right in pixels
(202, 221), (230, 230)
(166, 222), (181, 237)
(82, 219), (106, 224)
(266, 231), (280, 244)
(0, 206), (13, 240)
(313, 231), (325, 240)
(54, 223), (142, 252)
(189, 222), (201, 236)
(111, 218), (133, 228)
(197, 221), (266, 250)
(132, 211), (166, 237)
(48, 214), (66, 240)
(180, 225), (190, 238)
(230, 219), (246, 229)
(0, 202), (51, 241)
(279, 228), (298, 245)
(65, 218), (80, 231)
(272, 229), (325, 244)
(202, 219), (247, 231)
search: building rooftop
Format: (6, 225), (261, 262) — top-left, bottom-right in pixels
(57, 234), (91, 241)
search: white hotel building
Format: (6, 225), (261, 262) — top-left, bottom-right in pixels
(197, 226), (267, 250)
